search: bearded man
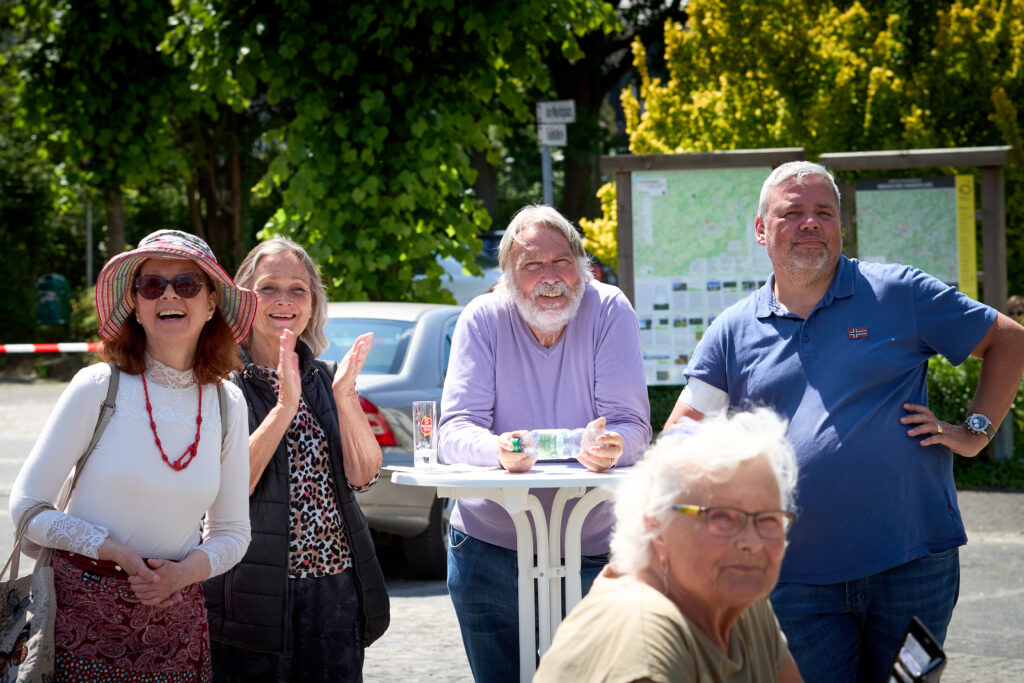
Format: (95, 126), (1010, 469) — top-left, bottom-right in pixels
(438, 204), (651, 683)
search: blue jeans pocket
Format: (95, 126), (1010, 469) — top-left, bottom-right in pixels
(449, 526), (471, 550)
(924, 546), (958, 560)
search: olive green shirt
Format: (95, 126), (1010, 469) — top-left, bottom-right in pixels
(534, 569), (789, 683)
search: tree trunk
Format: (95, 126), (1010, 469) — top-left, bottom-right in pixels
(561, 139), (601, 223)
(103, 186), (126, 255)
(230, 147), (243, 266)
(560, 81), (602, 223)
(185, 179), (205, 239)
(471, 149), (499, 222)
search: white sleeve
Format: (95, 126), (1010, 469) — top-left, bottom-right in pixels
(10, 364), (110, 559)
(196, 381), (252, 578)
(678, 377), (730, 417)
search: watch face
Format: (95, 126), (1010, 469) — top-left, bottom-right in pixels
(967, 414), (991, 432)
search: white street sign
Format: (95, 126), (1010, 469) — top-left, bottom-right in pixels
(536, 100), (576, 124)
(538, 124), (567, 147)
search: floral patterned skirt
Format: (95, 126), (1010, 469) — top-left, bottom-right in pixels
(52, 551), (212, 682)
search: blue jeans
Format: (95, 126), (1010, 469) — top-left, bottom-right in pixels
(771, 547), (960, 683)
(447, 527), (606, 683)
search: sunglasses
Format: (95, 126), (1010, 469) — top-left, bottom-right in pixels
(135, 273), (206, 300)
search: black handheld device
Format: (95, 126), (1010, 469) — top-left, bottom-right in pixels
(886, 617), (947, 682)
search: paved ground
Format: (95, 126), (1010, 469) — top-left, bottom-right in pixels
(2, 380), (1022, 681)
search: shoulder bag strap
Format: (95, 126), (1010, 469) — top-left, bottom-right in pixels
(8, 362), (121, 576)
(217, 381), (228, 460)
(58, 362), (120, 509)
(2, 501), (54, 581)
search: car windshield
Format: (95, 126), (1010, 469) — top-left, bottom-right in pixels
(322, 317), (415, 374)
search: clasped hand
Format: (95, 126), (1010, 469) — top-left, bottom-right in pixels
(100, 538), (186, 608)
(497, 416), (624, 473)
(127, 558), (188, 608)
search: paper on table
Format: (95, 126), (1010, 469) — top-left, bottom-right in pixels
(387, 464), (503, 473)
(528, 462), (603, 475)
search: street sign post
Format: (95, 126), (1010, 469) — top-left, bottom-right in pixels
(537, 124), (567, 147)
(536, 100), (576, 124)
(537, 100), (575, 205)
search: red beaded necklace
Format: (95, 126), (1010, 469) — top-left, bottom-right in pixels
(141, 371), (203, 471)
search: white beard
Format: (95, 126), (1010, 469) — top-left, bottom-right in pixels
(510, 278), (585, 337)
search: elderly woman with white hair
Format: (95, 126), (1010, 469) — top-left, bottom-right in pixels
(534, 409), (804, 683)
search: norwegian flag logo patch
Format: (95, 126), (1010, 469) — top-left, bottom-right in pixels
(848, 327), (868, 340)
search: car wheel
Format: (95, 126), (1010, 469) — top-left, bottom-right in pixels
(400, 497), (452, 580)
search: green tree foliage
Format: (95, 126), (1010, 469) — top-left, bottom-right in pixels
(927, 356), (1024, 486)
(161, 1), (619, 302)
(12, 0), (187, 255)
(542, 0), (686, 222)
(5, 0), (621, 305)
(0, 8), (85, 343)
(587, 0), (1024, 297)
(580, 181), (619, 269)
(245, 1), (614, 301)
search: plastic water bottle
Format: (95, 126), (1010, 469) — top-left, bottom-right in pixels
(511, 428), (600, 460)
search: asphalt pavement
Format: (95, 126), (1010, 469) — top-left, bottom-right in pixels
(1, 379), (1021, 682)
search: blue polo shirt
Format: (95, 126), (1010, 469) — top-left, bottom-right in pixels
(686, 256), (996, 583)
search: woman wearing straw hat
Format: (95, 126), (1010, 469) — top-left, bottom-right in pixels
(10, 229), (256, 681)
(203, 237), (388, 682)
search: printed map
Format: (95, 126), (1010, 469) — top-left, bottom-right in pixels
(630, 167), (771, 386)
(855, 177), (959, 284)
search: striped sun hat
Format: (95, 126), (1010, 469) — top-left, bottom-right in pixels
(95, 230), (257, 344)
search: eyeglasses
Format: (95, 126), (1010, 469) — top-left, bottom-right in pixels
(673, 505), (795, 540)
(135, 273), (206, 299)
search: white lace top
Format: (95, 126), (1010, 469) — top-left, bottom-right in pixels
(10, 360), (251, 578)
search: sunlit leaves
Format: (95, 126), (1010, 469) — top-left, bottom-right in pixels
(601, 0), (1024, 294)
(9, 0), (620, 302)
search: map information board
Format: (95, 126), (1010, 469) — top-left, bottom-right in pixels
(855, 175), (977, 298)
(631, 167), (771, 386)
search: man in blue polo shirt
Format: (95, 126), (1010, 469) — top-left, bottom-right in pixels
(663, 161), (1024, 682)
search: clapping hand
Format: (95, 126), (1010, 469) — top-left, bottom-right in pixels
(333, 332), (373, 401)
(276, 329), (301, 417)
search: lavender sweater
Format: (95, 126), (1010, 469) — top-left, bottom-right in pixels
(438, 281), (651, 555)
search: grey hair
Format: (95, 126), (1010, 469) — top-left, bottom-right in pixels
(234, 237), (329, 356)
(497, 204), (593, 288)
(609, 408), (799, 575)
(757, 161), (841, 220)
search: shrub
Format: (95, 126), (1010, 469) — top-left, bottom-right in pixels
(928, 356), (1024, 489)
(647, 358), (1024, 489)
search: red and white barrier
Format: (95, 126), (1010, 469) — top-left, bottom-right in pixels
(0, 342), (101, 353)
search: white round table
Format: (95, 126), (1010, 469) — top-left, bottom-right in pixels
(392, 462), (632, 682)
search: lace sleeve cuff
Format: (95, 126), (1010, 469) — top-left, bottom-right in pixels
(40, 511), (108, 558)
(197, 536), (247, 578)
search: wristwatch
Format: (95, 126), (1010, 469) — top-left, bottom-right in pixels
(964, 413), (996, 440)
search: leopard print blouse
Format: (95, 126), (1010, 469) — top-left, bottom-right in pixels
(259, 367), (379, 579)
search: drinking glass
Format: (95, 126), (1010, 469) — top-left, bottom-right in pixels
(412, 400), (438, 469)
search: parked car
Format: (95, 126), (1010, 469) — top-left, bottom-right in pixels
(589, 254), (618, 286)
(319, 302), (462, 579)
(416, 252), (501, 305)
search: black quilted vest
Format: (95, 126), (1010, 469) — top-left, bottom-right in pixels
(203, 342), (389, 654)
